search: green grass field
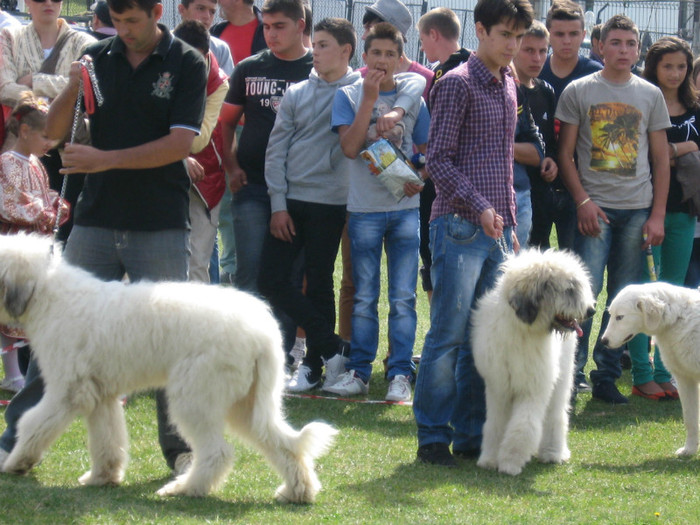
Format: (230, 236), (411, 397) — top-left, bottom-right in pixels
(0, 250), (698, 524)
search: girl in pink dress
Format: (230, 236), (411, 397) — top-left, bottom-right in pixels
(0, 91), (69, 392)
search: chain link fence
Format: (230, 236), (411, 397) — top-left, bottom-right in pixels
(3, 0), (697, 64)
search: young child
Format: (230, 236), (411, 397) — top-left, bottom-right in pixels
(325, 22), (429, 402)
(0, 92), (69, 393)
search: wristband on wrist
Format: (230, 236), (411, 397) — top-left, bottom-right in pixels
(576, 197), (591, 209)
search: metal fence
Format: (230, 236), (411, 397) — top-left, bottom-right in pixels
(4, 0), (698, 64)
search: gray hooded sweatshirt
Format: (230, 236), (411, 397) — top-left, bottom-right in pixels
(264, 67), (361, 213)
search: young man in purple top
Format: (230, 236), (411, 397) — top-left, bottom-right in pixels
(412, 0), (534, 467)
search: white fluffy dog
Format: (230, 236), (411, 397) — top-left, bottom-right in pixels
(471, 249), (596, 475)
(0, 233), (336, 503)
(602, 282), (700, 457)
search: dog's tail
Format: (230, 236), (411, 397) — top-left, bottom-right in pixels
(248, 339), (337, 503)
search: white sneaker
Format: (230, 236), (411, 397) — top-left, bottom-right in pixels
(286, 364), (320, 392)
(322, 353), (349, 388)
(290, 338), (306, 369)
(386, 375), (412, 402)
(323, 370), (368, 396)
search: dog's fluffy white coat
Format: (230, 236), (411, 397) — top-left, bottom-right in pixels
(0, 233), (336, 502)
(471, 249), (595, 475)
(602, 282), (700, 457)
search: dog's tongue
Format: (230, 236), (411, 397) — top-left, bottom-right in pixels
(573, 320), (583, 338)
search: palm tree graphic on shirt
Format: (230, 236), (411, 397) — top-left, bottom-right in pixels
(589, 103), (641, 177)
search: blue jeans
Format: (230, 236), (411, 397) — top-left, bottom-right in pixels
(230, 183), (298, 358)
(413, 214), (513, 450)
(1, 227), (191, 468)
(347, 209), (419, 383)
(573, 207), (649, 387)
(231, 183), (270, 293)
(515, 188), (532, 249)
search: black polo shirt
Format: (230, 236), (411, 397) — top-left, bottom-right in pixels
(74, 25), (207, 231)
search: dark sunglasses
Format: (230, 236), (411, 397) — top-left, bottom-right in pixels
(31, 0), (63, 3)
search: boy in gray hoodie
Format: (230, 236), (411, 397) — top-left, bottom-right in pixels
(257, 18), (358, 391)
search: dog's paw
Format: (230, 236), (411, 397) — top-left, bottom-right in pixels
(79, 469), (122, 486)
(2, 454), (36, 475)
(157, 478), (186, 497)
(676, 445), (698, 457)
(275, 483), (316, 504)
(476, 456), (498, 470)
(497, 462), (524, 476)
(538, 447), (570, 464)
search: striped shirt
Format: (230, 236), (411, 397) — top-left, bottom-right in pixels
(426, 53), (517, 226)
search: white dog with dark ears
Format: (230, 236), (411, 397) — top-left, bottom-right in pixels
(0, 233), (336, 503)
(601, 282), (700, 456)
(471, 249), (596, 475)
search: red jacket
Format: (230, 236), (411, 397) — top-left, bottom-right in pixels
(192, 52), (227, 210)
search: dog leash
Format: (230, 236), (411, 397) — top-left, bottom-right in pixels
(51, 58), (104, 251)
(496, 233), (513, 258)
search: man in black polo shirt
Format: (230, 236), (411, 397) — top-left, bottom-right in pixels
(0, 0), (207, 474)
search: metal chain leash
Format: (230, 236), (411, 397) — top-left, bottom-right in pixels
(496, 233), (512, 258)
(51, 58), (103, 244)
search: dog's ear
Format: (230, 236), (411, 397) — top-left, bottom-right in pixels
(2, 280), (35, 318)
(636, 296), (665, 331)
(508, 287), (540, 324)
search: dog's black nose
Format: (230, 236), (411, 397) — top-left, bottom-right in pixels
(586, 306), (596, 319)
(601, 336), (609, 347)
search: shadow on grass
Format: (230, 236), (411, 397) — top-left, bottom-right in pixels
(0, 471), (317, 522)
(571, 394), (683, 432)
(338, 456), (563, 505)
(580, 454), (700, 475)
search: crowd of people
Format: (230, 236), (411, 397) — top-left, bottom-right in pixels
(0, 0), (699, 472)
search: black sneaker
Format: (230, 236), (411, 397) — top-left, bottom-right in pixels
(592, 381), (629, 404)
(417, 442), (457, 467)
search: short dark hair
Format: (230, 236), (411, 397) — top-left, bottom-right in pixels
(362, 11), (382, 27)
(417, 7), (460, 41)
(545, 0), (584, 30)
(644, 36), (698, 110)
(174, 19), (210, 54)
(474, 0), (534, 34)
(314, 17), (357, 59)
(524, 19), (549, 41)
(590, 23), (602, 42)
(600, 14), (639, 43)
(180, 0), (217, 8)
(302, 3), (312, 37)
(364, 21), (403, 56)
(107, 0), (159, 14)
(261, 0), (304, 22)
